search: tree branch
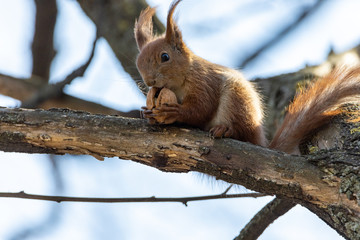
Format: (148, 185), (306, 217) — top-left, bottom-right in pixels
(31, 0), (57, 82)
(0, 74), (140, 117)
(0, 108), (356, 206)
(0, 107), (358, 238)
(234, 198), (296, 240)
(77, 0), (165, 95)
(239, 0), (327, 69)
(21, 33), (99, 108)
(0, 191), (267, 205)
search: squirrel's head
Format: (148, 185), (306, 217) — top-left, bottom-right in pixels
(134, 0), (191, 90)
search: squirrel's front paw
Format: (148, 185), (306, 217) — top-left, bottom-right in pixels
(144, 87), (179, 124)
(150, 103), (181, 124)
(141, 106), (157, 124)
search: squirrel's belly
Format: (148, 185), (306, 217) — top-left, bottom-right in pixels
(204, 93), (232, 130)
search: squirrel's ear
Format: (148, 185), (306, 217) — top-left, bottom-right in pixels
(165, 0), (184, 50)
(134, 7), (156, 51)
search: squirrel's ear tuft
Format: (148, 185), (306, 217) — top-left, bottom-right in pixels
(165, 0), (184, 50)
(134, 7), (156, 51)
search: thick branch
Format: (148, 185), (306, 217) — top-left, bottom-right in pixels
(0, 107), (358, 238)
(0, 108), (356, 204)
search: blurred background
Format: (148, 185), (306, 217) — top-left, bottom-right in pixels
(0, 0), (360, 239)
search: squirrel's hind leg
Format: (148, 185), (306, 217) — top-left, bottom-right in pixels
(209, 125), (234, 138)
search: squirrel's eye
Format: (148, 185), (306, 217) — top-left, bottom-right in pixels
(161, 52), (170, 62)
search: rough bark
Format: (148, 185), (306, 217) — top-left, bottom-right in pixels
(0, 107), (358, 239)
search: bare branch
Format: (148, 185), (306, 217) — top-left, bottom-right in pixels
(239, 0), (327, 69)
(0, 107), (358, 238)
(0, 191), (267, 205)
(222, 184), (234, 195)
(234, 198), (296, 240)
(21, 33), (99, 108)
(31, 0), (57, 82)
(0, 108), (354, 205)
(77, 0), (165, 95)
(0, 73), (140, 117)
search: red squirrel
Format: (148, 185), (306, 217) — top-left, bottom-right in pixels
(135, 0), (360, 155)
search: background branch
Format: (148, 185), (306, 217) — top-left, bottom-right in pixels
(0, 74), (140, 117)
(21, 33), (99, 109)
(239, 0), (327, 69)
(77, 0), (165, 95)
(31, 0), (57, 83)
(9, 3), (62, 239)
(234, 198), (296, 240)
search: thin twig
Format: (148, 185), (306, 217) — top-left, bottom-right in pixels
(0, 191), (268, 206)
(239, 0), (326, 69)
(222, 184), (234, 195)
(21, 31), (100, 108)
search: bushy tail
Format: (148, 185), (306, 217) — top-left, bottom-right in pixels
(269, 66), (360, 154)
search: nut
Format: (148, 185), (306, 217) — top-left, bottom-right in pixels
(156, 88), (178, 107)
(146, 87), (158, 110)
(146, 87), (177, 109)
(146, 87), (178, 124)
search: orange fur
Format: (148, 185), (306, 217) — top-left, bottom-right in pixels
(134, 7), (156, 51)
(135, 0), (266, 146)
(269, 67), (360, 154)
(135, 1), (360, 153)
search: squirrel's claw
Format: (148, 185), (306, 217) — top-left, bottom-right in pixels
(141, 104), (181, 125)
(210, 125), (234, 139)
(150, 104), (181, 124)
(141, 107), (153, 118)
(141, 107), (157, 124)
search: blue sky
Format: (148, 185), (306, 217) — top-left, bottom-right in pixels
(1, 0), (360, 239)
